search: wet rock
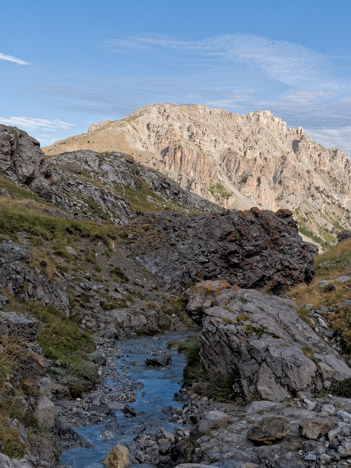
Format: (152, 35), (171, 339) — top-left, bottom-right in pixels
(0, 311), (38, 342)
(300, 417), (335, 440)
(122, 404), (136, 417)
(145, 354), (172, 367)
(103, 444), (130, 468)
(247, 416), (290, 444)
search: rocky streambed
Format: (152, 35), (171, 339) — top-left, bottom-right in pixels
(58, 332), (192, 468)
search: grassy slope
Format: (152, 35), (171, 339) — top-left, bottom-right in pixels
(288, 238), (351, 354)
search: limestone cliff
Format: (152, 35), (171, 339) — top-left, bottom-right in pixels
(44, 103), (351, 249)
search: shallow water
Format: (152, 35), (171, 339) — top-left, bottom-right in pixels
(61, 332), (189, 468)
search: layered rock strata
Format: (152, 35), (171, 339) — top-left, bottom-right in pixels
(186, 281), (351, 402)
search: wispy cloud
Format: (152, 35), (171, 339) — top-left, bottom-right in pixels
(0, 116), (74, 132)
(0, 52), (30, 65)
(107, 34), (329, 87)
(305, 126), (351, 155)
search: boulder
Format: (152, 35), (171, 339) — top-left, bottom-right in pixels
(335, 275), (351, 283)
(127, 208), (315, 294)
(103, 444), (130, 468)
(145, 354), (172, 367)
(247, 416), (290, 444)
(0, 311), (38, 342)
(300, 417), (335, 440)
(110, 308), (158, 334)
(34, 377), (56, 428)
(196, 285), (351, 402)
(185, 280), (231, 323)
(122, 404), (136, 417)
(90, 350), (107, 366)
(34, 396), (56, 428)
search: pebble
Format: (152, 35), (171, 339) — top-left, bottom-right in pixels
(304, 453), (317, 461)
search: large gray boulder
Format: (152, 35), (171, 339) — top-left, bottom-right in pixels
(127, 207), (316, 294)
(194, 284), (351, 402)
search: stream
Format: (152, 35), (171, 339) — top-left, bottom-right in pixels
(60, 332), (190, 468)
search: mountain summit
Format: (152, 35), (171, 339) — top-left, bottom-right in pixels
(44, 103), (351, 248)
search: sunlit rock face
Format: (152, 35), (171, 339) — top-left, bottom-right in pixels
(44, 103), (351, 249)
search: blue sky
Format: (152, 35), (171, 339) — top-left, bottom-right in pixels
(1, 0), (351, 153)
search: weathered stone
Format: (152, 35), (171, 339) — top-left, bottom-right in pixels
(319, 280), (331, 288)
(129, 208), (315, 294)
(145, 354), (172, 367)
(0, 311), (38, 342)
(34, 396), (56, 428)
(90, 350), (107, 366)
(0, 242), (70, 313)
(0, 124), (51, 197)
(103, 444), (130, 468)
(300, 417), (335, 440)
(335, 275), (351, 283)
(196, 285), (351, 402)
(65, 245), (78, 257)
(185, 280), (231, 323)
(247, 416), (290, 444)
(0, 454), (32, 468)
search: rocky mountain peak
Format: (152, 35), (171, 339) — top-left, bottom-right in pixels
(44, 103), (351, 249)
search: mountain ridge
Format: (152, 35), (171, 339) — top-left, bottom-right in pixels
(44, 103), (351, 249)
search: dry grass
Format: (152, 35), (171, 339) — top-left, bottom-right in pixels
(287, 239), (351, 308)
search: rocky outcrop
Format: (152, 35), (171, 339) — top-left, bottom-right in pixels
(0, 125), (52, 197)
(180, 393), (351, 467)
(46, 150), (217, 224)
(0, 127), (218, 225)
(0, 242), (70, 312)
(188, 282), (351, 402)
(125, 208), (315, 293)
(0, 311), (38, 342)
(44, 103), (351, 248)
